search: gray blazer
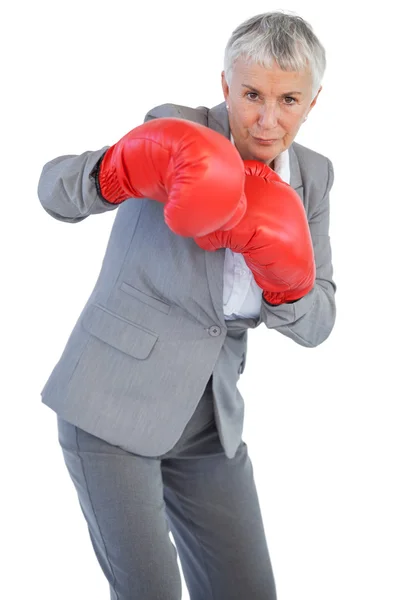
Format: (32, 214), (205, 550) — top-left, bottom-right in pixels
(37, 101), (336, 459)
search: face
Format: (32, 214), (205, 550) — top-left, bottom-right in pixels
(222, 57), (321, 164)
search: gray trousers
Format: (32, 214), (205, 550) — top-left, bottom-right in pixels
(56, 378), (277, 599)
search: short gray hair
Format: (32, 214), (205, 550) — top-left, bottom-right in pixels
(224, 11), (326, 98)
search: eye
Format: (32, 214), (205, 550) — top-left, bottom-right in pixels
(283, 96), (297, 105)
(246, 92), (259, 101)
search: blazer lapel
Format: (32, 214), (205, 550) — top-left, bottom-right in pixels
(288, 144), (304, 201)
(202, 102), (231, 325)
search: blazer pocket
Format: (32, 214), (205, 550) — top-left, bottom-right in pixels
(120, 281), (171, 314)
(82, 304), (158, 360)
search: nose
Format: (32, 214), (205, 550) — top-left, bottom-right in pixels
(258, 103), (279, 129)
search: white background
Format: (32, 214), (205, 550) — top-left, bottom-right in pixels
(2, 1), (399, 598)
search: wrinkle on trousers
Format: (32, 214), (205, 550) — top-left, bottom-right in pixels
(56, 379), (277, 600)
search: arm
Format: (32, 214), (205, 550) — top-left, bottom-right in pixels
(37, 146), (116, 223)
(37, 117), (246, 235)
(257, 158), (336, 348)
(37, 104), (202, 224)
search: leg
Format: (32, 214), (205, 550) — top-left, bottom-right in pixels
(161, 391), (277, 599)
(57, 415), (182, 600)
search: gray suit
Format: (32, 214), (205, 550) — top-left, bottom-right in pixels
(38, 101), (336, 460)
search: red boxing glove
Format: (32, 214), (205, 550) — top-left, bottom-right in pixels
(195, 160), (316, 305)
(97, 118), (246, 237)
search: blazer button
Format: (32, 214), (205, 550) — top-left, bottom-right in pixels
(208, 325), (221, 337)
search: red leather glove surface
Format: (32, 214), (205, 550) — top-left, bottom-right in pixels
(98, 118), (246, 237)
(195, 160), (315, 305)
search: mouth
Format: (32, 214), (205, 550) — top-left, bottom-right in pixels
(252, 136), (279, 145)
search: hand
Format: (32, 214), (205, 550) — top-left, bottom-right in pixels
(194, 160), (315, 305)
(97, 118), (246, 237)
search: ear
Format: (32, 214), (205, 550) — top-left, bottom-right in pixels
(221, 71), (229, 102)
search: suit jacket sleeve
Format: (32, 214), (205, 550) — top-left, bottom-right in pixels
(37, 146), (118, 223)
(257, 158), (336, 348)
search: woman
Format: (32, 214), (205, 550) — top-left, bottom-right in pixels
(38, 11), (335, 600)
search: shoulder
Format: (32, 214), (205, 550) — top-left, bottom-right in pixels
(291, 141), (334, 191)
(292, 140), (333, 170)
(144, 103), (209, 125)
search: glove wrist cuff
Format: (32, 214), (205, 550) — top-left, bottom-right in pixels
(263, 290), (304, 306)
(97, 148), (129, 204)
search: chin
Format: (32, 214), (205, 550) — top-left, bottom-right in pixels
(242, 143), (281, 163)
(248, 150), (275, 164)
